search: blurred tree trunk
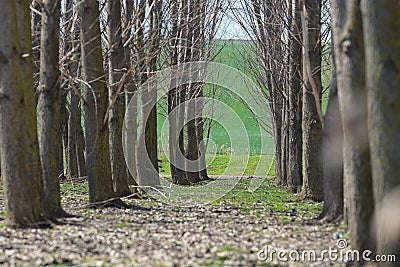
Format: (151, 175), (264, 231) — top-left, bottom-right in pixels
(319, 47), (343, 222)
(0, 0), (44, 227)
(361, 0), (400, 259)
(106, 0), (131, 197)
(80, 0), (115, 203)
(300, 0), (323, 201)
(287, 0), (303, 193)
(332, 0), (374, 254)
(37, 0), (64, 217)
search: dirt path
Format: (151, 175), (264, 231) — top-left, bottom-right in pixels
(0, 179), (347, 266)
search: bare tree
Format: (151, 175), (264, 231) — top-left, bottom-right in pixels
(37, 0), (66, 218)
(62, 0), (87, 180)
(106, 0), (131, 196)
(299, 0), (323, 201)
(287, 0), (303, 193)
(0, 0), (44, 227)
(80, 0), (119, 204)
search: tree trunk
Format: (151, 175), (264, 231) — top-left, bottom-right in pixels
(63, 0), (86, 180)
(332, 0), (374, 254)
(273, 90), (283, 183)
(37, 0), (64, 217)
(300, 0), (323, 201)
(123, 0), (138, 186)
(287, 0), (303, 193)
(361, 0), (400, 259)
(80, 0), (115, 203)
(0, 0), (44, 227)
(184, 0), (201, 184)
(280, 96), (288, 186)
(67, 91), (80, 178)
(106, 0), (131, 197)
(319, 48), (343, 222)
(146, 0), (161, 175)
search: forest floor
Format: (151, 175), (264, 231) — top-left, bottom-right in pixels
(0, 177), (350, 267)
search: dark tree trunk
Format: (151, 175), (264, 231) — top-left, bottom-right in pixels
(106, 0), (131, 197)
(300, 0), (323, 201)
(80, 0), (115, 203)
(280, 96), (288, 186)
(319, 48), (343, 222)
(287, 0), (303, 193)
(0, 0), (44, 227)
(184, 0), (201, 184)
(122, 0), (137, 186)
(37, 0), (64, 217)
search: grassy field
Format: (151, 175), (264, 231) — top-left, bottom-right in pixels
(158, 154), (274, 176)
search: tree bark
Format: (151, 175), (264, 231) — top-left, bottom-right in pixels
(0, 0), (44, 227)
(300, 0), (323, 201)
(332, 0), (374, 254)
(37, 0), (64, 217)
(106, 0), (131, 197)
(319, 48), (343, 222)
(122, 0), (138, 186)
(361, 0), (400, 259)
(287, 0), (303, 193)
(80, 0), (115, 203)
(184, 0), (201, 184)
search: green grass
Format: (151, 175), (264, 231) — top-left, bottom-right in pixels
(158, 154), (274, 176)
(213, 177), (323, 219)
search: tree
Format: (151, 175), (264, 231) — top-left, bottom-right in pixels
(361, 0), (400, 258)
(331, 0), (374, 253)
(319, 50), (343, 222)
(287, 0), (303, 193)
(62, 0), (87, 180)
(80, 0), (117, 203)
(106, 0), (131, 197)
(300, 0), (323, 201)
(37, 0), (65, 218)
(0, 0), (44, 227)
